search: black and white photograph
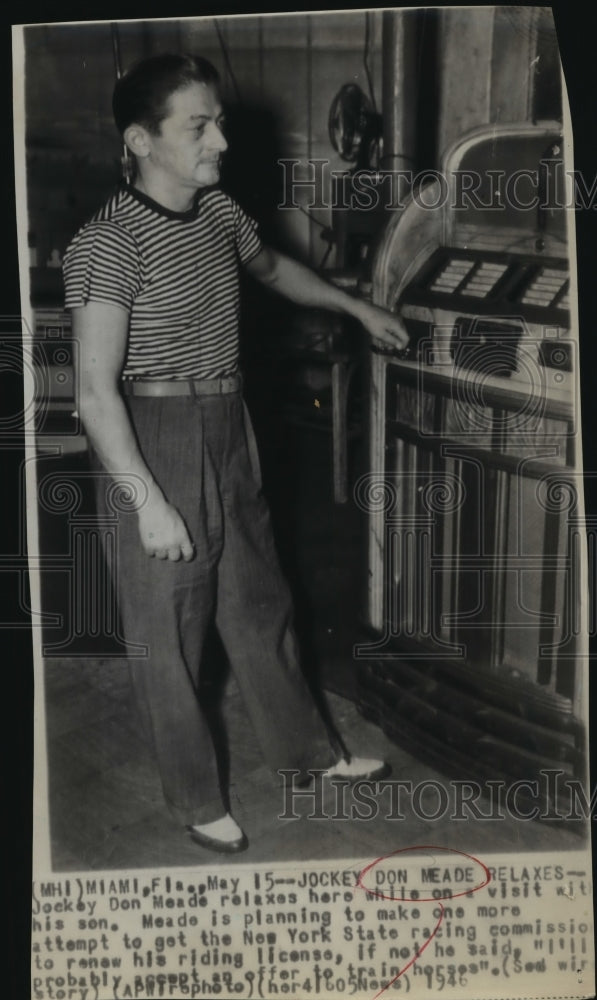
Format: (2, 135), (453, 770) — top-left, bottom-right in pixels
(12, 6), (595, 999)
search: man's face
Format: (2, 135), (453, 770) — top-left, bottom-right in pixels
(144, 81), (228, 193)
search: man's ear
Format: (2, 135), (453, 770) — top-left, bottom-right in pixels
(123, 123), (151, 159)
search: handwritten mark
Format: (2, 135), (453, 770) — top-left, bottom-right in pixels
(356, 844), (491, 1000)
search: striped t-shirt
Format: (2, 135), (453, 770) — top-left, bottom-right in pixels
(63, 184), (262, 380)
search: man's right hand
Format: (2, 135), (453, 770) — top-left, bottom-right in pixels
(72, 302), (196, 564)
(137, 495), (195, 562)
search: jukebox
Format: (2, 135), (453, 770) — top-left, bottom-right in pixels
(357, 122), (586, 807)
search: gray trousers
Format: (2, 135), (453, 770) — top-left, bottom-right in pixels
(97, 390), (336, 825)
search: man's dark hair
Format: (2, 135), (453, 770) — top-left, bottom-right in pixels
(112, 54), (220, 135)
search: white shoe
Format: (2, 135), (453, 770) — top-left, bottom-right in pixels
(323, 755), (391, 783)
(187, 813), (248, 853)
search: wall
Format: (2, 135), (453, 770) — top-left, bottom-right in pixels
(436, 6), (562, 159)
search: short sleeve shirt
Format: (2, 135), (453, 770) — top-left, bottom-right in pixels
(63, 184), (262, 380)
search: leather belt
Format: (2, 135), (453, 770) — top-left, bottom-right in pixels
(122, 374), (242, 398)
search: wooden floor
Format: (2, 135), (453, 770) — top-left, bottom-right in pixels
(39, 421), (587, 871)
(44, 658), (583, 872)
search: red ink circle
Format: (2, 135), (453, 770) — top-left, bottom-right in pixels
(357, 843), (491, 901)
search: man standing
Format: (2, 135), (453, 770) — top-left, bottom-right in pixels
(63, 54), (409, 853)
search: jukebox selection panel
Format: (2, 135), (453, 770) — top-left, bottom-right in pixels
(422, 249), (569, 312)
(398, 247), (572, 386)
